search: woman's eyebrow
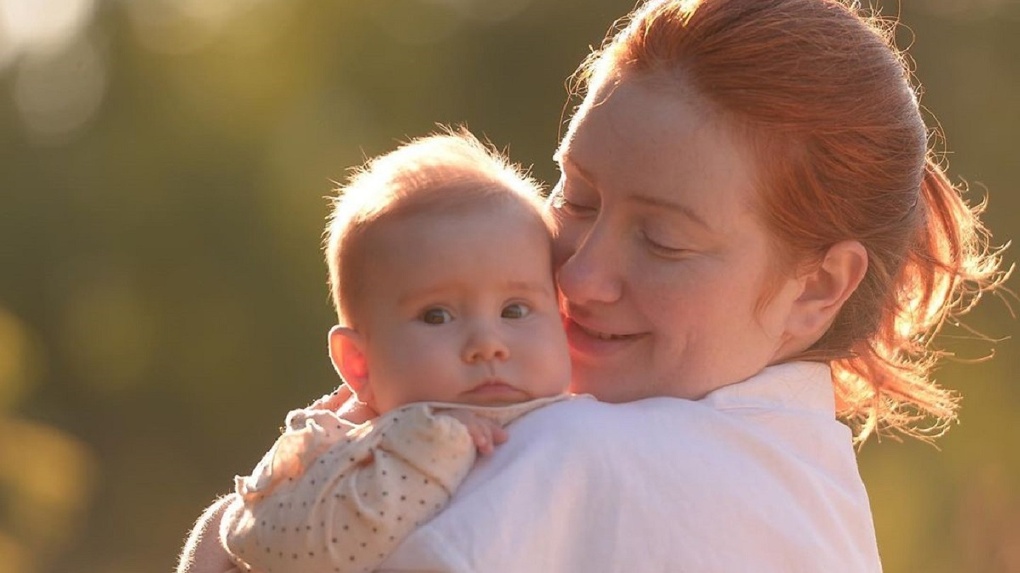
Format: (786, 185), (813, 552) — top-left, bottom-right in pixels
(557, 155), (598, 187)
(560, 153), (712, 231)
(628, 195), (712, 231)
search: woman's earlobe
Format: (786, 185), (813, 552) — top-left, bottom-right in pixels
(790, 241), (869, 336)
(327, 326), (372, 403)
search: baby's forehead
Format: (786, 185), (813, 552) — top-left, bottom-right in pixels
(379, 194), (552, 245)
(364, 197), (553, 279)
(385, 173), (548, 222)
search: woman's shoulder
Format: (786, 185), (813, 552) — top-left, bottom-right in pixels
(504, 394), (724, 448)
(383, 391), (879, 572)
(516, 393), (714, 423)
(464, 394), (736, 487)
(475, 383), (859, 493)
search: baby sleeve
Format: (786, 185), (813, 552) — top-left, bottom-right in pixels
(221, 403), (477, 573)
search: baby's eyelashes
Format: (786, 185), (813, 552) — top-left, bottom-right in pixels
(418, 303), (534, 324)
(501, 303), (531, 319)
(420, 308), (454, 325)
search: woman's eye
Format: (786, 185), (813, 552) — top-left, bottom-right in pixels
(421, 308), (453, 325)
(558, 198), (597, 217)
(501, 303), (531, 319)
(549, 179), (597, 217)
(643, 232), (690, 259)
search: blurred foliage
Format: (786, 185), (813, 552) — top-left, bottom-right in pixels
(0, 1), (1017, 572)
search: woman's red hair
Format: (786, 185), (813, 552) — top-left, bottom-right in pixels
(575, 0), (1009, 443)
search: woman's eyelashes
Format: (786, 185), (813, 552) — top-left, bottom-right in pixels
(641, 230), (691, 259)
(551, 178), (598, 218)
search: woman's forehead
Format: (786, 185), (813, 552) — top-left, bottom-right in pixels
(559, 77), (761, 231)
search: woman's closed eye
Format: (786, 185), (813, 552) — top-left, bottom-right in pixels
(501, 302), (531, 319)
(421, 307), (454, 325)
(557, 198), (597, 218)
(641, 230), (692, 259)
(550, 179), (598, 218)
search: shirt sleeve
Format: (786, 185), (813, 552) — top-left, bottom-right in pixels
(220, 404), (477, 573)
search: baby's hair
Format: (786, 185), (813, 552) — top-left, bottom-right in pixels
(324, 127), (549, 328)
(575, 0), (1010, 443)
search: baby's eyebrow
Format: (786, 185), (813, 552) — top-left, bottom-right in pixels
(504, 280), (555, 298)
(397, 286), (452, 307)
(398, 280), (554, 307)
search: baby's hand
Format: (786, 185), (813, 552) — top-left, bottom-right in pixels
(307, 385), (377, 424)
(443, 410), (508, 456)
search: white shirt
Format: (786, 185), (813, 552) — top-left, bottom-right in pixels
(378, 362), (882, 572)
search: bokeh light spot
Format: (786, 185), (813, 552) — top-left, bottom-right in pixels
(0, 531), (32, 573)
(13, 37), (106, 145)
(0, 417), (97, 571)
(123, 0), (276, 55)
(0, 0), (95, 62)
(0, 307), (40, 412)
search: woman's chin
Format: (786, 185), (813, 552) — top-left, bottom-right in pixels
(569, 366), (642, 403)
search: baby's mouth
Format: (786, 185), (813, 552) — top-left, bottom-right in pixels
(462, 380), (528, 403)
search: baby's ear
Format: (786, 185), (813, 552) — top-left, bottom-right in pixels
(327, 326), (373, 404)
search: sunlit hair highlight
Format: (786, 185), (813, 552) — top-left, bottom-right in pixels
(324, 128), (550, 328)
(572, 0), (1010, 443)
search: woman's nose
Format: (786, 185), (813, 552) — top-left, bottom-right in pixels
(462, 323), (510, 363)
(555, 223), (624, 306)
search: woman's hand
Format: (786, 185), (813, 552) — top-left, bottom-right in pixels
(443, 410), (508, 456)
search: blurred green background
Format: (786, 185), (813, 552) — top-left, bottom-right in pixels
(0, 1), (1017, 572)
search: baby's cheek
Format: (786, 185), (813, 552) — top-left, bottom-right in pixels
(535, 336), (572, 395)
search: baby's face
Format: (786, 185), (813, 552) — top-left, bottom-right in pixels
(353, 201), (571, 412)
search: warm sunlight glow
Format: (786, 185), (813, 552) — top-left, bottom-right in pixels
(12, 37), (106, 144)
(0, 0), (95, 66)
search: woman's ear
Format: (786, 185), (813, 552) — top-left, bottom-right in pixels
(328, 325), (373, 405)
(787, 240), (868, 338)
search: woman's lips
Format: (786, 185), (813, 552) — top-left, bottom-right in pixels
(564, 317), (644, 357)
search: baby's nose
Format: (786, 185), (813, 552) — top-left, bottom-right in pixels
(462, 325), (510, 363)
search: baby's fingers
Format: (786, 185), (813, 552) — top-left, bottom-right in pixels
(471, 419), (508, 456)
(491, 425), (508, 446)
(466, 423), (496, 456)
(444, 410), (508, 455)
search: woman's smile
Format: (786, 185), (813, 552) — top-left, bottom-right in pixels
(562, 314), (646, 355)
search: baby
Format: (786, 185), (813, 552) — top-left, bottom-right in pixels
(218, 129), (573, 573)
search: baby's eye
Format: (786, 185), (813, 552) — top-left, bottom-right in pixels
(421, 308), (453, 325)
(501, 303), (531, 319)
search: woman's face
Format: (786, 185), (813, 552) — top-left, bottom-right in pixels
(549, 75), (805, 402)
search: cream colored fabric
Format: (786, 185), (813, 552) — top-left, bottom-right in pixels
(221, 395), (567, 573)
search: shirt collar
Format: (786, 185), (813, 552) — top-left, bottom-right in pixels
(699, 361), (835, 415)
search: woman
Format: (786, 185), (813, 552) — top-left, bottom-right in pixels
(178, 0), (1005, 571)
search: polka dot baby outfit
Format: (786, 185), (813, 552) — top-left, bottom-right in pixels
(221, 395), (567, 573)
